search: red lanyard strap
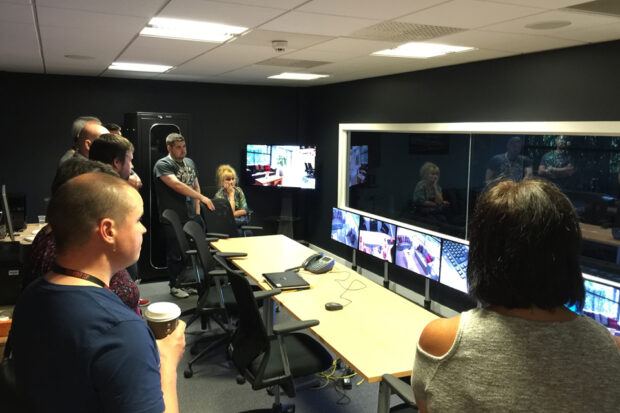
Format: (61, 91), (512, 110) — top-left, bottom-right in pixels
(52, 263), (108, 288)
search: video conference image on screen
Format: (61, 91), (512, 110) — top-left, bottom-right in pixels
(394, 228), (441, 281)
(245, 145), (316, 189)
(439, 240), (469, 294)
(331, 208), (360, 249)
(577, 280), (620, 337)
(358, 217), (396, 263)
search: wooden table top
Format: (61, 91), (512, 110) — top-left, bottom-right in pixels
(1, 222), (40, 245)
(212, 234), (438, 383)
(580, 223), (620, 247)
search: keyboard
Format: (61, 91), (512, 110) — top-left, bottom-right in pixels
(443, 242), (468, 279)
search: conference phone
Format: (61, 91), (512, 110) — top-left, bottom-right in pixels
(286, 253), (335, 274)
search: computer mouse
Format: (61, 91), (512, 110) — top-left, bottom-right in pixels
(325, 302), (343, 311)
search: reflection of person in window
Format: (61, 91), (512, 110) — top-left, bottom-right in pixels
(538, 135), (575, 189)
(485, 136), (533, 186)
(414, 162), (449, 209)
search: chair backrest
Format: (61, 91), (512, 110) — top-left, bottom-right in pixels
(162, 209), (191, 262)
(201, 198), (238, 238)
(183, 220), (217, 275)
(214, 256), (269, 374)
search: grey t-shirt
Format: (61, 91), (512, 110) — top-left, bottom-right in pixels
(412, 308), (620, 412)
(153, 155), (198, 223)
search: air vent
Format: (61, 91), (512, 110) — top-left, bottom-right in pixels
(350, 21), (465, 42)
(256, 58), (330, 68)
(566, 0), (620, 17)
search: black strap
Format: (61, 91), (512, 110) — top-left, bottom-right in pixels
(51, 264), (108, 288)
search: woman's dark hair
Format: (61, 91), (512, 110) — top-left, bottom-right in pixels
(467, 179), (584, 310)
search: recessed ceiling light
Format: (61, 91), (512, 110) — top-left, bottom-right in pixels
(64, 54), (95, 60)
(108, 62), (173, 73)
(372, 42), (474, 59)
(140, 17), (247, 43)
(525, 20), (571, 30)
(268, 72), (329, 80)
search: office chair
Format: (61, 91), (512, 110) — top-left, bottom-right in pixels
(183, 221), (274, 379)
(201, 197), (262, 238)
(377, 374), (418, 413)
(161, 209), (205, 289)
(214, 255), (333, 413)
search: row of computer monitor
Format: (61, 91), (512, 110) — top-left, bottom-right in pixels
(331, 207), (620, 337)
(331, 207), (469, 294)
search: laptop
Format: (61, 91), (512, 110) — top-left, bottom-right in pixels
(263, 271), (310, 291)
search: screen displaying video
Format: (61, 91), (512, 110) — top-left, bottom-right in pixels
(349, 145), (368, 187)
(394, 227), (441, 281)
(358, 217), (396, 263)
(245, 145), (316, 189)
(331, 208), (361, 249)
(439, 240), (469, 294)
(567, 277), (620, 337)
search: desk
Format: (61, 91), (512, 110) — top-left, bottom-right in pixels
(580, 223), (620, 247)
(211, 234), (438, 383)
(255, 175), (282, 186)
(1, 223), (40, 245)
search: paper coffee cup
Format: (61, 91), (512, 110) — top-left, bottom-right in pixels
(143, 302), (181, 339)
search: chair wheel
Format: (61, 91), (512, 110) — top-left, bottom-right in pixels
(236, 375), (246, 385)
(184, 369), (193, 378)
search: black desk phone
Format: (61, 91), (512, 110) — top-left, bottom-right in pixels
(300, 253), (335, 274)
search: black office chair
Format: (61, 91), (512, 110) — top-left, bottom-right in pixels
(201, 198), (262, 238)
(214, 255), (333, 413)
(377, 374), (418, 413)
(183, 221), (273, 379)
(161, 209), (203, 291)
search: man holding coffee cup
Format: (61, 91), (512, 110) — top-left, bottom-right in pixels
(10, 173), (185, 412)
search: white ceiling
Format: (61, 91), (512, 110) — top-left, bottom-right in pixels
(2, 0), (620, 86)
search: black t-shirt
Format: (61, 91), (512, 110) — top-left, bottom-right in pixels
(153, 155), (198, 223)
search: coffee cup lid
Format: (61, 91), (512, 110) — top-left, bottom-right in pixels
(144, 302), (181, 322)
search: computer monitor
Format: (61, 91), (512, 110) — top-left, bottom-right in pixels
(358, 217), (396, 263)
(569, 274), (620, 337)
(439, 240), (469, 294)
(1, 185), (15, 242)
(244, 144), (316, 189)
(330, 208), (360, 249)
(394, 227), (441, 281)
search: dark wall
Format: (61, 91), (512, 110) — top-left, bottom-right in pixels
(300, 40), (620, 310)
(1, 72), (301, 227)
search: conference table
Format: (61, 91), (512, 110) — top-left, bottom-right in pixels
(211, 234), (438, 384)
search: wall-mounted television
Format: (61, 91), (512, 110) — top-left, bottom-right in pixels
(244, 144), (316, 189)
(358, 216), (396, 263)
(439, 240), (469, 294)
(331, 207), (360, 249)
(568, 274), (620, 337)
(394, 227), (441, 281)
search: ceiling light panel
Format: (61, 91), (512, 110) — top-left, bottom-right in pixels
(141, 17), (247, 42)
(109, 62), (173, 72)
(372, 42), (474, 58)
(268, 72), (329, 80)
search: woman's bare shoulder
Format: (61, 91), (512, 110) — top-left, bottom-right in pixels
(418, 315), (461, 357)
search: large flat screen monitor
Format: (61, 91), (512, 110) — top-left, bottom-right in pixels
(358, 217), (396, 263)
(439, 240), (469, 294)
(394, 227), (441, 281)
(569, 275), (620, 337)
(245, 144), (316, 189)
(1, 185), (15, 242)
(331, 208), (360, 249)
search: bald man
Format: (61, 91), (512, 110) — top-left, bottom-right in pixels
(74, 121), (109, 160)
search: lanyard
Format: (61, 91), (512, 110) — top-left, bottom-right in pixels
(52, 263), (108, 288)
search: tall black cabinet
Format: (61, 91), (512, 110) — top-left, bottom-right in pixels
(124, 112), (191, 281)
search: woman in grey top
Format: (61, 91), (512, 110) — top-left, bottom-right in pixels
(412, 179), (620, 413)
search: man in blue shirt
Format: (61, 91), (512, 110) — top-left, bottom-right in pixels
(10, 173), (185, 412)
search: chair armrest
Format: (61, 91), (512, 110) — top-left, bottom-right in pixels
(185, 249), (197, 255)
(207, 269), (226, 277)
(206, 232), (230, 239)
(206, 237), (220, 243)
(253, 289), (281, 302)
(273, 319), (319, 335)
(240, 225), (263, 231)
(381, 374), (416, 405)
(215, 251), (248, 258)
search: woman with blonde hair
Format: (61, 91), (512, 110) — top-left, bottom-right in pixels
(214, 164), (249, 225)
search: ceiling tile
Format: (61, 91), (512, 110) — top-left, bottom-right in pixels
(397, 0), (544, 29)
(37, 6), (149, 31)
(0, 3), (34, 24)
(482, 9), (620, 35)
(159, 0), (284, 28)
(234, 29), (334, 49)
(173, 43), (276, 75)
(0, 22), (43, 73)
(297, 0), (447, 21)
(309, 37), (400, 55)
(119, 36), (218, 66)
(203, 0), (305, 8)
(259, 11), (380, 36)
(436, 29), (585, 52)
(36, 0), (167, 17)
(487, 0), (594, 8)
(552, 20), (620, 42)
